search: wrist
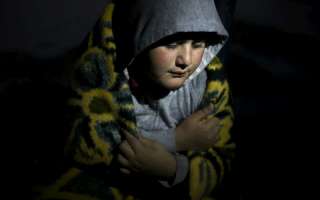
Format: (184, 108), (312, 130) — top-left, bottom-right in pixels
(153, 152), (177, 181)
(159, 153), (189, 187)
(175, 126), (184, 151)
(163, 153), (177, 181)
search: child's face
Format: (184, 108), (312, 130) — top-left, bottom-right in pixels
(146, 40), (206, 90)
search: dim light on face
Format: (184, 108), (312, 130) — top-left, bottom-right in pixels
(146, 40), (206, 90)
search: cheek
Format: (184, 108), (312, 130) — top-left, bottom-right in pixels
(193, 49), (205, 66)
(149, 48), (174, 73)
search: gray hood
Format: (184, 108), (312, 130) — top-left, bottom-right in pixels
(113, 0), (228, 77)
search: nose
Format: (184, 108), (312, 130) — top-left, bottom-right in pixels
(176, 44), (192, 69)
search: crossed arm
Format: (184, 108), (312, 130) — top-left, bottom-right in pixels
(116, 104), (221, 180)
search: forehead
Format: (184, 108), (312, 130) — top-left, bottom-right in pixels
(148, 32), (222, 48)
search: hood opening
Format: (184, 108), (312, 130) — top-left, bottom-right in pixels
(127, 32), (226, 69)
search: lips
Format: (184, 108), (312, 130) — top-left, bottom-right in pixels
(169, 69), (188, 74)
(170, 71), (188, 78)
(172, 71), (186, 75)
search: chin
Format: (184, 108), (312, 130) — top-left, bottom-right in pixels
(165, 85), (182, 91)
(161, 79), (185, 91)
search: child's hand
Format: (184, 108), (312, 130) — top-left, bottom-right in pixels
(175, 104), (221, 151)
(117, 130), (176, 180)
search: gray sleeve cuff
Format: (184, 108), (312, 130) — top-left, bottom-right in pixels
(159, 153), (189, 188)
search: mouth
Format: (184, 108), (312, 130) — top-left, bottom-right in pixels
(169, 69), (189, 76)
(170, 72), (188, 78)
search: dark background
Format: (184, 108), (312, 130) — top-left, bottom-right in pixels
(1, 0), (318, 199)
(219, 0), (318, 199)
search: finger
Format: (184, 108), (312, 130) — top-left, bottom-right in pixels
(120, 168), (131, 175)
(117, 153), (130, 168)
(119, 140), (135, 159)
(213, 123), (222, 135)
(209, 124), (222, 141)
(122, 129), (141, 152)
(193, 104), (215, 120)
(203, 116), (220, 127)
(213, 133), (221, 143)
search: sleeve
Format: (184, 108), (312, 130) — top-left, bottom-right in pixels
(186, 57), (236, 200)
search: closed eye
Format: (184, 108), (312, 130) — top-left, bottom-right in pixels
(165, 43), (178, 49)
(192, 41), (206, 48)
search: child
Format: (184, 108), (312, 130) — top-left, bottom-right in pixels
(112, 0), (234, 191)
(33, 0), (235, 200)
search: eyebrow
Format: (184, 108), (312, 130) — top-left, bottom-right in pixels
(170, 40), (205, 44)
(148, 32), (222, 50)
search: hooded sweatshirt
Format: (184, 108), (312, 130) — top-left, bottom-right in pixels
(113, 0), (228, 186)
